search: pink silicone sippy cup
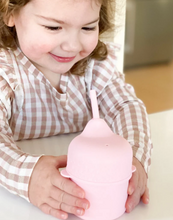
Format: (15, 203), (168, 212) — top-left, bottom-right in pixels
(61, 90), (136, 220)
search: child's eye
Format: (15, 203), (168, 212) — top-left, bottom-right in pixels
(82, 27), (96, 31)
(44, 26), (62, 31)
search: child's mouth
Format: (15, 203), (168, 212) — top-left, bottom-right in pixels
(49, 53), (76, 63)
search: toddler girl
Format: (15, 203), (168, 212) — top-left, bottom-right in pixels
(0, 0), (152, 219)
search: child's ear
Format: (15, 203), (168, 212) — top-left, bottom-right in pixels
(4, 14), (15, 27)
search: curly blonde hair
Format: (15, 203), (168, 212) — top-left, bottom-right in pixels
(0, 0), (116, 75)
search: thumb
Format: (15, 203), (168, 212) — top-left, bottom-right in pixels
(55, 155), (67, 168)
(141, 186), (149, 204)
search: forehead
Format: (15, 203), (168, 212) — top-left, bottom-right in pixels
(30, 0), (101, 12)
(29, 0), (101, 19)
(31, 0), (101, 7)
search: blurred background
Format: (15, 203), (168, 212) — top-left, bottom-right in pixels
(124, 0), (173, 114)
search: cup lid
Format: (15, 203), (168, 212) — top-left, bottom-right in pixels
(63, 119), (134, 183)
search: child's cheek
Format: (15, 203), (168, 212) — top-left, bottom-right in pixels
(23, 42), (52, 59)
(81, 38), (98, 58)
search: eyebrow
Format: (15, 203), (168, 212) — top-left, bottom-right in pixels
(37, 15), (99, 25)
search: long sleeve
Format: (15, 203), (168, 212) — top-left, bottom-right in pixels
(98, 75), (152, 174)
(0, 78), (40, 201)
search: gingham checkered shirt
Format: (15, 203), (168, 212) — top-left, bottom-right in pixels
(0, 43), (152, 201)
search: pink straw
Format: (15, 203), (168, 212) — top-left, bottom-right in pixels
(90, 90), (100, 119)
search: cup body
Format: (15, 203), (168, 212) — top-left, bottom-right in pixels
(71, 176), (130, 220)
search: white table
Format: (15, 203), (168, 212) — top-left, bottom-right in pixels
(0, 110), (173, 220)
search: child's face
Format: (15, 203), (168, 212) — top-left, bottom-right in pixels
(8, 0), (100, 75)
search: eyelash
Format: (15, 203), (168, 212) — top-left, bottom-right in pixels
(82, 27), (96, 31)
(44, 26), (61, 31)
(44, 26), (96, 31)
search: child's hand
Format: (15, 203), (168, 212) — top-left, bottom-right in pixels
(125, 157), (149, 213)
(28, 155), (89, 219)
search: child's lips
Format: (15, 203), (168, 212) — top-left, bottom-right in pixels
(49, 53), (76, 63)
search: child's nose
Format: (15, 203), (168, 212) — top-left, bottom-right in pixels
(61, 33), (82, 52)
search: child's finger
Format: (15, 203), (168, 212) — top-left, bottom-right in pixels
(55, 155), (68, 168)
(46, 196), (86, 217)
(125, 186), (141, 213)
(127, 170), (138, 195)
(49, 185), (89, 210)
(141, 187), (149, 204)
(51, 173), (86, 198)
(40, 203), (68, 219)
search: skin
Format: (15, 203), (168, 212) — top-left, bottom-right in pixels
(7, 0), (149, 219)
(126, 157), (149, 213)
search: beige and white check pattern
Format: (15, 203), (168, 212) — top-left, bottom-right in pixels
(0, 43), (153, 201)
